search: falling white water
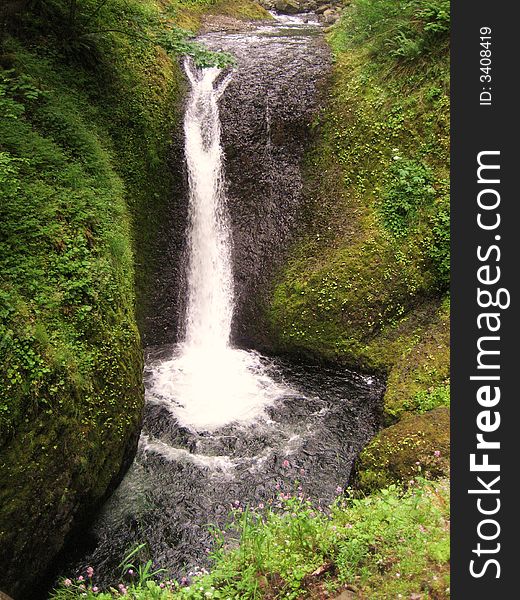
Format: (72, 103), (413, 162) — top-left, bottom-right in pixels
(150, 61), (293, 431)
(183, 64), (234, 349)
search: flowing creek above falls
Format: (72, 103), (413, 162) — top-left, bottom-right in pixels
(66, 14), (384, 586)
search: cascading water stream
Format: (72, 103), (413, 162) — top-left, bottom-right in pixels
(150, 61), (292, 431)
(183, 64), (234, 350)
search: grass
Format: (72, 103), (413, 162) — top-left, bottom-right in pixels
(50, 479), (450, 599)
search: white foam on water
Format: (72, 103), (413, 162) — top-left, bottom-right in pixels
(140, 434), (236, 475)
(150, 345), (293, 430)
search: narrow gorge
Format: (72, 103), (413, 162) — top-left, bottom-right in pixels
(0, 1), (450, 598)
(60, 14), (383, 588)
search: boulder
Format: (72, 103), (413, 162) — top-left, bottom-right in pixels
(321, 8), (340, 24)
(352, 407), (450, 493)
(300, 0), (318, 11)
(316, 3), (332, 14)
(258, 0), (277, 9)
(275, 0), (302, 15)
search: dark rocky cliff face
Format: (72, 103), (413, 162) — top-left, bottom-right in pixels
(205, 20), (331, 349)
(141, 18), (331, 352)
(215, 25), (331, 348)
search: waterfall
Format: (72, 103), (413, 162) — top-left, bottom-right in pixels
(183, 63), (234, 349)
(69, 18), (385, 583)
(150, 61), (292, 431)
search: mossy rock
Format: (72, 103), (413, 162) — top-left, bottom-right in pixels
(353, 407), (450, 494)
(275, 0), (301, 14)
(381, 296), (450, 422)
(261, 16), (450, 422)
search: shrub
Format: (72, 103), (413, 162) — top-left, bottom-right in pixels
(380, 158), (436, 237)
(335, 0), (450, 65)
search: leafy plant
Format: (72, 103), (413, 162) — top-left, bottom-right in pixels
(419, 0), (450, 35)
(118, 543), (166, 587)
(335, 0), (450, 66)
(404, 383), (450, 413)
(157, 26), (235, 68)
(380, 158), (436, 237)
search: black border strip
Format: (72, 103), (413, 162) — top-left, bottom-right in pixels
(451, 1), (518, 596)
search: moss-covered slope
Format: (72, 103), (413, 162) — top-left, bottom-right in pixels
(266, 0), (450, 421)
(0, 0), (268, 595)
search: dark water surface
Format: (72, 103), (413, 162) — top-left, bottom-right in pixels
(70, 348), (383, 586)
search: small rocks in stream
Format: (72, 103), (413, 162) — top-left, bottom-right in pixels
(275, 0), (301, 14)
(259, 0), (344, 23)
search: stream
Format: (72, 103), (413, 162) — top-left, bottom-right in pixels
(65, 13), (384, 587)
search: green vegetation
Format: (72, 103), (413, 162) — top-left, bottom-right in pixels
(342, 0), (449, 64)
(266, 0), (450, 421)
(0, 0), (268, 593)
(51, 479), (450, 599)
(258, 3), (452, 592)
(353, 407), (450, 494)
(1, 0), (449, 596)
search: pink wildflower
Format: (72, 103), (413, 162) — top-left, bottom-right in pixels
(335, 486), (343, 494)
(86, 566), (94, 578)
(128, 569), (134, 576)
(434, 450), (441, 458)
(92, 587), (99, 593)
(77, 576), (84, 582)
(282, 459), (290, 468)
(63, 579), (72, 587)
(258, 502), (264, 509)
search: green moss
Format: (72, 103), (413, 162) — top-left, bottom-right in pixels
(174, 0), (270, 30)
(383, 297), (450, 421)
(208, 0), (271, 20)
(266, 1), (450, 418)
(353, 407), (450, 494)
(0, 0), (268, 593)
